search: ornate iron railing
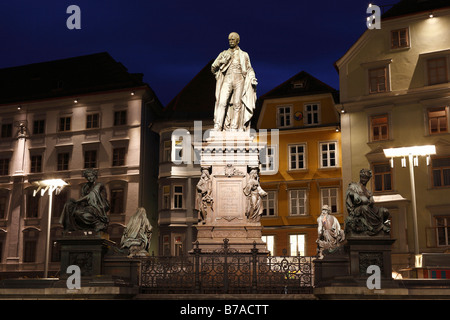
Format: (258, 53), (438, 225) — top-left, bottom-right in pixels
(139, 239), (314, 294)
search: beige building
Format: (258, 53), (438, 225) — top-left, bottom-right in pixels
(335, 1), (450, 273)
(0, 53), (162, 277)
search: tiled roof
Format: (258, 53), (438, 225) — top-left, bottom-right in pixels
(0, 52), (147, 105)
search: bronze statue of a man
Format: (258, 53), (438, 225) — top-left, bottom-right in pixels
(211, 32), (257, 131)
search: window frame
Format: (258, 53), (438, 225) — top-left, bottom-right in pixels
(427, 57), (448, 86)
(261, 235), (275, 256)
(303, 103), (321, 126)
(57, 152), (70, 171)
(390, 28), (410, 50)
(319, 141), (338, 169)
(289, 234), (306, 256)
(59, 116), (71, 132)
(33, 119), (46, 135)
(112, 147), (126, 167)
(110, 188), (125, 214)
(370, 114), (390, 142)
(427, 106), (448, 135)
(84, 150), (97, 169)
(113, 110), (127, 126)
(435, 216), (450, 247)
(261, 190), (277, 217)
(276, 105), (293, 128)
(289, 189), (308, 216)
(431, 156), (450, 188)
(86, 112), (100, 129)
(30, 154), (42, 173)
(372, 162), (393, 193)
(320, 187), (340, 214)
(0, 158), (9, 176)
(173, 185), (184, 209)
(288, 143), (307, 171)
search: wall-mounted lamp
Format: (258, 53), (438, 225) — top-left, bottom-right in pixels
(74, 99), (78, 103)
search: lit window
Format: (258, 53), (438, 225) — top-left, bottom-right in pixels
(428, 107), (448, 134)
(260, 146), (276, 173)
(373, 163), (393, 192)
(289, 234), (305, 256)
(321, 188), (339, 213)
(262, 235), (275, 256)
(162, 185), (170, 209)
(277, 106), (292, 128)
(320, 142), (338, 168)
(369, 67), (387, 94)
(290, 189), (307, 216)
(262, 191), (277, 216)
(289, 144), (306, 170)
(431, 157), (450, 188)
(172, 137), (183, 162)
(370, 114), (389, 141)
(428, 57), (448, 85)
(391, 28), (409, 49)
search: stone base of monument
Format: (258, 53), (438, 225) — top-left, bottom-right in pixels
(346, 236), (398, 288)
(314, 246), (354, 287)
(195, 224), (268, 253)
(56, 232), (138, 287)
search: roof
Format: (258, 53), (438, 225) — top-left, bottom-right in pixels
(0, 52), (148, 105)
(159, 60), (216, 122)
(252, 71), (339, 128)
(382, 0), (450, 19)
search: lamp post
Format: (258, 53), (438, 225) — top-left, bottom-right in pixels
(383, 145), (436, 262)
(33, 179), (68, 278)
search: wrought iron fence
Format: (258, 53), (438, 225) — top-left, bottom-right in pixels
(139, 239), (314, 294)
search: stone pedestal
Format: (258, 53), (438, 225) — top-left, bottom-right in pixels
(57, 232), (115, 285)
(193, 131), (268, 254)
(347, 236), (398, 287)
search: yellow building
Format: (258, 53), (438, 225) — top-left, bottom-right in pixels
(335, 1), (450, 274)
(254, 71), (341, 256)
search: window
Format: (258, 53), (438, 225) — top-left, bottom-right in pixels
(27, 191), (40, 218)
(0, 158), (9, 176)
(369, 67), (387, 94)
(59, 116), (71, 132)
(262, 235), (275, 256)
(435, 216), (450, 247)
(262, 191), (277, 216)
(86, 113), (99, 129)
(162, 141), (171, 162)
(112, 147), (126, 166)
(0, 191), (8, 219)
(52, 189), (67, 218)
(289, 144), (306, 170)
(33, 119), (45, 135)
(321, 188), (339, 213)
(431, 157), (450, 188)
(174, 235), (183, 256)
(277, 106), (292, 128)
(57, 153), (69, 171)
(163, 235), (170, 256)
(84, 150), (97, 168)
(260, 146), (276, 173)
(114, 110), (127, 126)
(30, 155), (42, 173)
(289, 189), (307, 216)
(304, 103), (320, 125)
(23, 239), (37, 263)
(173, 186), (183, 209)
(1, 123), (12, 138)
(162, 185), (170, 209)
(373, 163), (393, 192)
(173, 137), (183, 162)
(428, 107), (448, 134)
(428, 57), (448, 85)
(110, 188), (124, 214)
(370, 114), (389, 141)
(290, 234), (305, 256)
(391, 28), (409, 49)
(320, 142), (338, 168)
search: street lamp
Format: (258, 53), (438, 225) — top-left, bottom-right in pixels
(383, 145), (436, 265)
(33, 179), (68, 278)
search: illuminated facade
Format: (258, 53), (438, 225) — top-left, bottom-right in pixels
(255, 71), (341, 256)
(335, 2), (450, 272)
(0, 53), (161, 277)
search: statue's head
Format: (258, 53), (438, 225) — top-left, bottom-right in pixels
(82, 168), (98, 181)
(321, 205), (331, 215)
(228, 32), (240, 48)
(359, 168), (372, 184)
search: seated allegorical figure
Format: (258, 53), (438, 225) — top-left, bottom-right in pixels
(59, 168), (110, 233)
(120, 207), (153, 257)
(345, 169), (391, 236)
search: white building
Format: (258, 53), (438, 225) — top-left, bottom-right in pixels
(0, 52), (162, 277)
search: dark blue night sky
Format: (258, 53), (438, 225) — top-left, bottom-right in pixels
(0, 0), (396, 105)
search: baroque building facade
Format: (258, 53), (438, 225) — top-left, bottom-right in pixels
(0, 52), (161, 277)
(335, 1), (450, 274)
